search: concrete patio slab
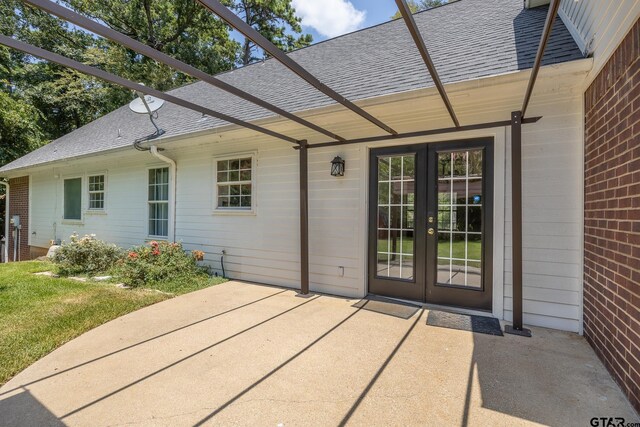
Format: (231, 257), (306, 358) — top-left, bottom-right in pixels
(0, 281), (637, 426)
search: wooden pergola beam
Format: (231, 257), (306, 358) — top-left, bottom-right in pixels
(394, 0), (460, 127)
(521, 0), (561, 118)
(0, 35), (300, 145)
(24, 0), (345, 144)
(302, 117), (541, 149)
(196, 0), (398, 137)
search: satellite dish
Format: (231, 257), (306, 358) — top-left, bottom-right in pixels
(128, 88), (165, 145)
(129, 93), (165, 115)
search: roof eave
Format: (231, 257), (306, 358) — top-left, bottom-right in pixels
(0, 57), (593, 177)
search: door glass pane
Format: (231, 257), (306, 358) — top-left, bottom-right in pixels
(376, 154), (415, 280)
(436, 149), (483, 288)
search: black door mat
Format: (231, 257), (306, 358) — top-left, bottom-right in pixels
(426, 310), (503, 336)
(353, 295), (421, 319)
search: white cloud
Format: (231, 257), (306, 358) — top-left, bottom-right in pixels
(292, 0), (366, 38)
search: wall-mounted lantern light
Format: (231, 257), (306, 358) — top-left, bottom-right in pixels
(330, 156), (345, 177)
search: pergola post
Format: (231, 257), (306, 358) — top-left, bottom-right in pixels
(505, 111), (531, 337)
(299, 140), (310, 295)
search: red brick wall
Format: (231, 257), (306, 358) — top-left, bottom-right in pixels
(584, 19), (640, 413)
(7, 176), (30, 261)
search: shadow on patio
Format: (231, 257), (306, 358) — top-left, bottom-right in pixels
(0, 281), (636, 426)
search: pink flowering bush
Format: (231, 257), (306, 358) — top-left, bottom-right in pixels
(114, 241), (207, 287)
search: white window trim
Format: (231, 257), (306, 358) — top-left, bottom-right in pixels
(147, 165), (171, 240)
(212, 152), (257, 216)
(61, 174), (84, 224)
(86, 172), (108, 214)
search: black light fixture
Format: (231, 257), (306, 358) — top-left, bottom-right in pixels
(330, 156), (345, 177)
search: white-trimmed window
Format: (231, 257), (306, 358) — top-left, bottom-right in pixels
(63, 177), (82, 221)
(88, 174), (105, 210)
(215, 156), (254, 210)
(148, 167), (169, 237)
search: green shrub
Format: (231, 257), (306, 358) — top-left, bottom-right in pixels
(53, 233), (122, 276)
(114, 241), (207, 287)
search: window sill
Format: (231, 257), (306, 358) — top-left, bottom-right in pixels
(61, 219), (84, 226)
(212, 209), (256, 216)
(85, 210), (107, 216)
(145, 237), (169, 242)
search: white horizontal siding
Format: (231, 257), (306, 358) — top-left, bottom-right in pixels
(24, 64), (587, 331)
(503, 95), (584, 332)
(29, 153), (171, 250)
(560, 0), (639, 85)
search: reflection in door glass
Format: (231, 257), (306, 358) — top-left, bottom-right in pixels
(377, 155), (415, 280)
(437, 150), (483, 288)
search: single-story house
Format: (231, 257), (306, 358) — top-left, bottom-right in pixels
(0, 0), (638, 411)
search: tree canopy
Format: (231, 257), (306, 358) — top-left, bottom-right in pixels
(0, 0), (312, 166)
(391, 0), (453, 19)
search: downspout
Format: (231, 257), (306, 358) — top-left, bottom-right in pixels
(149, 146), (177, 242)
(0, 181), (8, 263)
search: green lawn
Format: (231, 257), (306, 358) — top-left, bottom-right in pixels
(437, 239), (481, 261)
(0, 261), (226, 386)
(377, 237), (481, 261)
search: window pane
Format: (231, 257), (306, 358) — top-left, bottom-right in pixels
(148, 168), (169, 237)
(240, 158), (251, 169)
(452, 180), (466, 205)
(64, 178), (82, 220)
(89, 193), (104, 210)
(468, 150), (483, 176)
(402, 156), (415, 179)
(376, 154), (415, 280)
(216, 157), (253, 209)
(378, 158), (389, 181)
(438, 180), (451, 204)
(88, 175), (105, 210)
(217, 160), (229, 171)
(389, 206), (401, 229)
(88, 175), (104, 192)
(468, 206), (482, 233)
(453, 152), (466, 177)
(401, 255), (414, 279)
(390, 181), (402, 204)
(378, 182), (389, 204)
(438, 153), (451, 178)
(436, 149), (484, 288)
(148, 203), (168, 237)
(390, 157), (402, 180)
(468, 178), (482, 204)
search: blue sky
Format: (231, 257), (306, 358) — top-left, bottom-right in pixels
(291, 0), (399, 43)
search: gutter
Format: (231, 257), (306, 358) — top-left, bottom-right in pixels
(149, 146), (177, 242)
(0, 181), (9, 263)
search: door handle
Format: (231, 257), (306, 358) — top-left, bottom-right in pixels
(428, 228), (435, 235)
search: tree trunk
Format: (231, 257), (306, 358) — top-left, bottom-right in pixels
(242, 38), (252, 66)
